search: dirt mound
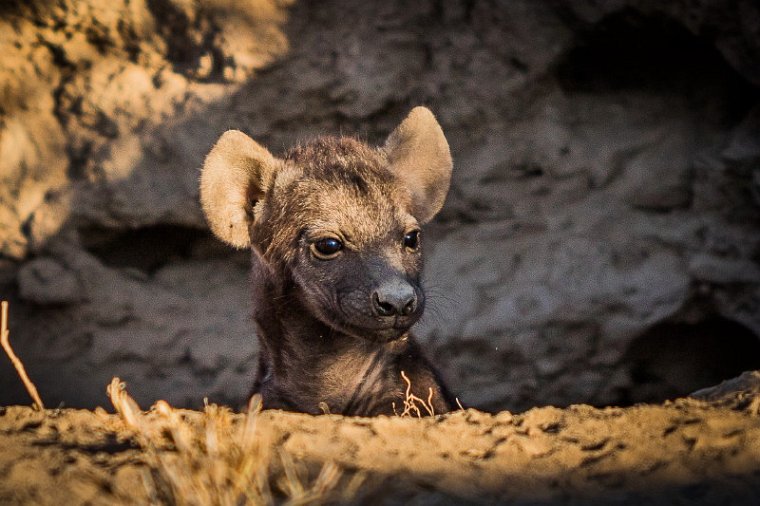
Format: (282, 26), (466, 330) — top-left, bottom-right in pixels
(1, 373), (759, 505)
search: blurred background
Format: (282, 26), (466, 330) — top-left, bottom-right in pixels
(1, 0), (759, 411)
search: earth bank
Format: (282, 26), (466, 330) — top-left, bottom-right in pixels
(1, 372), (759, 505)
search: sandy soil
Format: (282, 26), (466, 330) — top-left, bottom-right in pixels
(1, 372), (759, 505)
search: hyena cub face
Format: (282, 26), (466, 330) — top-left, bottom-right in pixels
(200, 107), (452, 343)
(269, 140), (429, 342)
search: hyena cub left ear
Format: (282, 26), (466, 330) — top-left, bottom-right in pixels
(384, 106), (453, 224)
(200, 130), (279, 248)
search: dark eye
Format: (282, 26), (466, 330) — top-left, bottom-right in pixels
(403, 230), (420, 250)
(311, 237), (343, 259)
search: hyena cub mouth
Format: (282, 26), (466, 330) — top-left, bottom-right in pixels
(200, 106), (456, 415)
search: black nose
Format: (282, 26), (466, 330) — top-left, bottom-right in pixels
(372, 279), (417, 317)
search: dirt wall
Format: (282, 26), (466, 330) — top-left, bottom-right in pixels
(1, 0), (760, 410)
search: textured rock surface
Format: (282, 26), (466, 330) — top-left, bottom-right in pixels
(1, 0), (759, 410)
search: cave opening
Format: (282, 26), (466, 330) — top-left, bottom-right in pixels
(616, 317), (760, 406)
(78, 224), (226, 273)
(555, 10), (757, 125)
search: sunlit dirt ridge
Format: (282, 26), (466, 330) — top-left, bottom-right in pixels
(1, 372), (760, 504)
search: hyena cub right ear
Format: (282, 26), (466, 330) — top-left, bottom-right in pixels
(200, 130), (279, 248)
(384, 107), (453, 224)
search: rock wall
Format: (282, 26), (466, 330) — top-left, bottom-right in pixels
(1, 0), (759, 411)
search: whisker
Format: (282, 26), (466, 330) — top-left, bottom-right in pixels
(424, 295), (461, 315)
(423, 282), (464, 305)
(417, 305), (447, 327)
(426, 293), (461, 307)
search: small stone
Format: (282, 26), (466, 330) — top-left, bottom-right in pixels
(17, 258), (82, 305)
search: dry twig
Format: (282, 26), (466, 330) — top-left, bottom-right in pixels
(1, 301), (45, 411)
(394, 370), (435, 418)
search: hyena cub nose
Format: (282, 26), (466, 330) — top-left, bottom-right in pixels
(372, 278), (418, 317)
(199, 106), (457, 415)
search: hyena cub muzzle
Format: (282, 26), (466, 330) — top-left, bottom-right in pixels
(200, 106), (456, 416)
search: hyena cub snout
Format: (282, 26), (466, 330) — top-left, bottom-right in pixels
(306, 239), (426, 341)
(363, 266), (424, 340)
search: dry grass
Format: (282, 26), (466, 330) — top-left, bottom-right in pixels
(107, 378), (363, 505)
(1, 301), (44, 411)
(393, 370), (436, 417)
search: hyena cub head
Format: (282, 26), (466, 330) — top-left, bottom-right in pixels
(200, 107), (452, 342)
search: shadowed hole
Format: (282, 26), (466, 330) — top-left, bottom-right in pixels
(79, 224), (225, 273)
(617, 317), (760, 405)
(555, 10), (756, 125)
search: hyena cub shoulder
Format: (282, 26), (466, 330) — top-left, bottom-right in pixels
(200, 107), (456, 416)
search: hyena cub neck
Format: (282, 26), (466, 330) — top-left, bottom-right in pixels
(200, 107), (455, 416)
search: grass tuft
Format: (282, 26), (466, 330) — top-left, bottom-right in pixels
(107, 377), (358, 505)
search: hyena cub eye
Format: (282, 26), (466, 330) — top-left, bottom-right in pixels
(403, 230), (421, 251)
(311, 237), (343, 259)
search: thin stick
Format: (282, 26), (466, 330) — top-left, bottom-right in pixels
(399, 370), (435, 417)
(1, 301), (45, 411)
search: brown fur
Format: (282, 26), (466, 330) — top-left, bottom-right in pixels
(200, 107), (455, 416)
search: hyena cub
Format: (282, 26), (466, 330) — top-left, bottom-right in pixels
(200, 107), (456, 416)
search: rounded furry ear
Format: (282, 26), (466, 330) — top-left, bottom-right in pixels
(384, 107), (453, 223)
(200, 130), (278, 248)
